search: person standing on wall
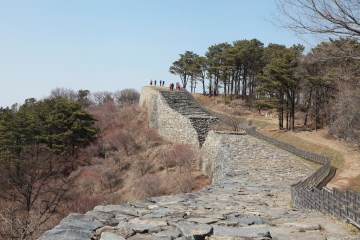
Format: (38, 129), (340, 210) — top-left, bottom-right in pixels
(150, 80), (153, 86)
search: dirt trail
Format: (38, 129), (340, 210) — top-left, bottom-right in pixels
(287, 129), (360, 191)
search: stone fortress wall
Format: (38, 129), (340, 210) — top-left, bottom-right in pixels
(39, 87), (359, 240)
(245, 125), (360, 229)
(139, 87), (199, 146)
(140, 87), (218, 147)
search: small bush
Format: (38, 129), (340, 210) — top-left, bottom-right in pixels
(135, 174), (164, 198)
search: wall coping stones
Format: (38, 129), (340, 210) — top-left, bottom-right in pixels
(213, 131), (246, 135)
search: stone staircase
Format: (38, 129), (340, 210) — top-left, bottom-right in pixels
(159, 90), (218, 146)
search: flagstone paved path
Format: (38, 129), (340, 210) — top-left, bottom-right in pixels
(39, 134), (359, 240)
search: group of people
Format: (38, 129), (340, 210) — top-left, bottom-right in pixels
(150, 80), (165, 86)
(149, 79), (181, 91)
(169, 82), (181, 91)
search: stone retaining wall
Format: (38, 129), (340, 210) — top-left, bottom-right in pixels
(198, 131), (221, 179)
(200, 131), (247, 183)
(139, 87), (199, 146)
(157, 89), (218, 146)
(245, 126), (360, 229)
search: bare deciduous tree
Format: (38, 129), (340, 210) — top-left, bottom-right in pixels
(222, 116), (244, 131)
(114, 89), (140, 106)
(276, 0), (360, 38)
(329, 91), (360, 145)
(109, 129), (138, 156)
(135, 157), (153, 176)
(92, 91), (114, 105)
(172, 144), (197, 173)
(49, 87), (77, 100)
(0, 146), (73, 239)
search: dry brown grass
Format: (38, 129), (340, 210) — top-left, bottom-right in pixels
(261, 129), (345, 169)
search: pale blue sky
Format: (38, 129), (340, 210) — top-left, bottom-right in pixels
(0, 0), (311, 107)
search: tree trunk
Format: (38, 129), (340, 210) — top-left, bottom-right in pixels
(279, 107), (284, 129)
(202, 78), (206, 95)
(286, 105), (289, 130)
(315, 89), (319, 131)
(230, 74), (234, 94)
(242, 71), (247, 99)
(304, 88), (312, 126)
(291, 94), (296, 131)
(287, 91), (296, 131)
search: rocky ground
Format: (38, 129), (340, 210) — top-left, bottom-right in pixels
(39, 134), (359, 240)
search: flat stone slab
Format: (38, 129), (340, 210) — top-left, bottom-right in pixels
(172, 222), (213, 239)
(127, 234), (171, 240)
(212, 225), (271, 238)
(39, 213), (103, 240)
(100, 232), (126, 240)
(155, 227), (182, 239)
(128, 218), (168, 233)
(115, 222), (136, 238)
(186, 217), (219, 224)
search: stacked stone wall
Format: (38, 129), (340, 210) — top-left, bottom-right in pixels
(198, 131), (221, 179)
(139, 87), (199, 146)
(157, 89), (218, 146)
(245, 126), (360, 228)
(200, 131), (247, 183)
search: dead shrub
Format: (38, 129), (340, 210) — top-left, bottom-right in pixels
(65, 195), (103, 214)
(78, 143), (101, 165)
(117, 104), (141, 121)
(158, 150), (177, 173)
(88, 100), (117, 131)
(134, 157), (153, 176)
(134, 174), (164, 198)
(223, 116), (244, 131)
(108, 129), (139, 156)
(172, 144), (198, 172)
(159, 171), (194, 194)
(176, 172), (194, 192)
(139, 127), (163, 148)
(100, 168), (123, 192)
